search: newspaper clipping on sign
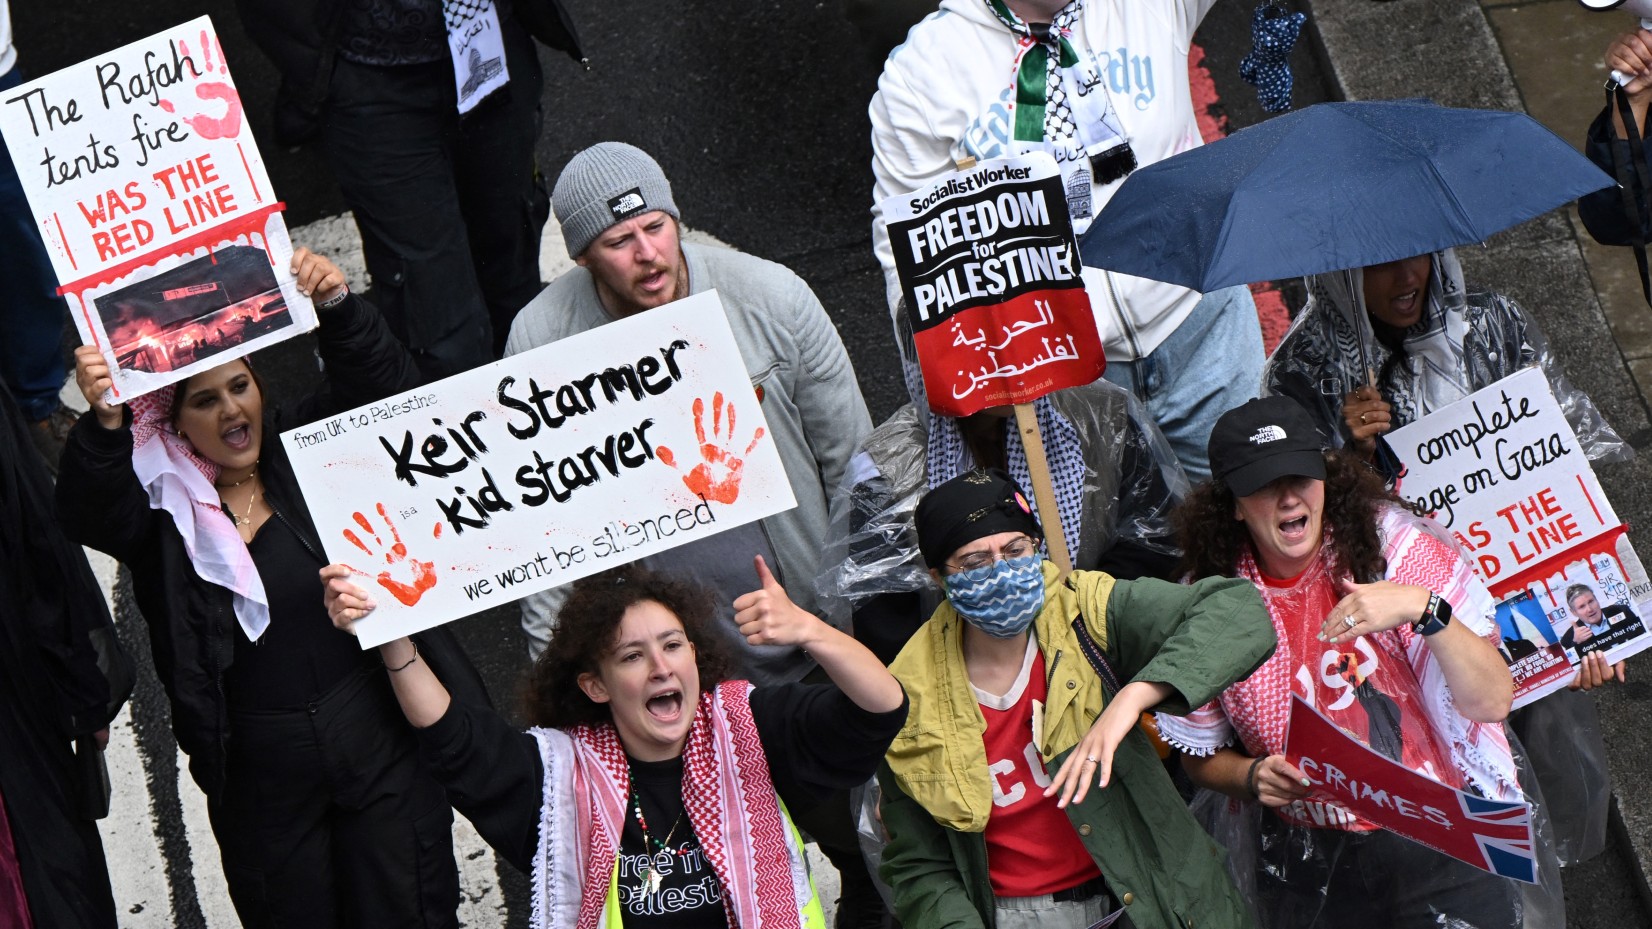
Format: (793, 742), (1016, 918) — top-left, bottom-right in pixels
(1386, 367), (1652, 707)
(877, 153), (1105, 416)
(0, 15), (315, 402)
(281, 292), (798, 648)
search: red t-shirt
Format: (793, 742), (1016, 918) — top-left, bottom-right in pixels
(1261, 565), (1465, 831)
(977, 641), (1101, 897)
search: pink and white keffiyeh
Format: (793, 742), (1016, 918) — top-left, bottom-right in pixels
(129, 387), (269, 641)
(529, 680), (811, 929)
(1156, 505), (1520, 809)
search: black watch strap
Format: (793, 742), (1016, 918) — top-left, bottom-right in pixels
(1414, 592), (1452, 636)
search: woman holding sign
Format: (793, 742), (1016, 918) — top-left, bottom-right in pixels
(320, 561), (907, 928)
(57, 249), (484, 929)
(1158, 397), (1558, 928)
(1261, 248), (1627, 863)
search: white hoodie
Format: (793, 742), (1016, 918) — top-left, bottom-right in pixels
(870, 0), (1218, 362)
(1, 1), (15, 77)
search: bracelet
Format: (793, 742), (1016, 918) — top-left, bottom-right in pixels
(1245, 756), (1266, 799)
(384, 640), (419, 672)
(317, 285), (350, 310)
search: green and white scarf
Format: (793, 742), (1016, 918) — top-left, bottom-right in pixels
(987, 0), (1135, 230)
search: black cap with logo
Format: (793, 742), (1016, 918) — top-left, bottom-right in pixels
(915, 469), (1043, 568)
(1207, 396), (1328, 497)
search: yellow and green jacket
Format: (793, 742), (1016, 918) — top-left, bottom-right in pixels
(879, 564), (1275, 929)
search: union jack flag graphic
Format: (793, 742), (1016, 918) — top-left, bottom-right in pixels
(1283, 695), (1537, 883)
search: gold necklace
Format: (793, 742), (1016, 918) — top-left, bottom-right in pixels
(226, 479), (259, 528)
(216, 463), (259, 490)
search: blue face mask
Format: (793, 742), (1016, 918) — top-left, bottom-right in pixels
(944, 556), (1046, 638)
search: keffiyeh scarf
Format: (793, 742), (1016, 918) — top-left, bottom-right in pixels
(985, 0), (1135, 229)
(1156, 506), (1520, 808)
(1298, 249), (1476, 426)
(529, 680), (812, 929)
(129, 387), (269, 642)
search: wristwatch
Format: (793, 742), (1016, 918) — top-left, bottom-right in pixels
(1413, 592), (1452, 636)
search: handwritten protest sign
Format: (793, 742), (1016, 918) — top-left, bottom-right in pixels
(282, 292), (797, 647)
(877, 153), (1104, 417)
(0, 16), (315, 402)
(1387, 367), (1652, 705)
(1283, 695), (1537, 882)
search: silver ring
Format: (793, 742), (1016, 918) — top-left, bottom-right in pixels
(1343, 615), (1357, 629)
(1361, 412), (1369, 424)
(1085, 755), (1099, 764)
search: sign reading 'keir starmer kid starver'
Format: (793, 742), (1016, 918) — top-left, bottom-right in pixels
(879, 153), (1105, 417)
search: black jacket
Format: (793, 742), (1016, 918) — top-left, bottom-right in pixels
(234, 0), (587, 147)
(56, 295), (488, 801)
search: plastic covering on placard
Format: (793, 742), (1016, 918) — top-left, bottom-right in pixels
(1185, 719), (1566, 929)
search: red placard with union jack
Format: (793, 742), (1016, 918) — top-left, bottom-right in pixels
(1283, 694), (1536, 882)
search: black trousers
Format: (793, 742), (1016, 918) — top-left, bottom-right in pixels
(1255, 815), (1520, 929)
(209, 667), (459, 929)
(323, 21), (548, 378)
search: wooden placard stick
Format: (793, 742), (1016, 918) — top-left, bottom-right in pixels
(1013, 402), (1073, 579)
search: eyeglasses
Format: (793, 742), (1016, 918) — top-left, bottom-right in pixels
(945, 536), (1040, 575)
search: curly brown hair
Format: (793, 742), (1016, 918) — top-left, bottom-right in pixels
(1174, 450), (1397, 583)
(522, 566), (734, 729)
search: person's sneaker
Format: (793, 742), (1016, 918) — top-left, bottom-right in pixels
(29, 403), (78, 477)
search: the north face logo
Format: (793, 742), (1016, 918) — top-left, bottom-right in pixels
(1249, 425), (1286, 444)
(608, 189), (647, 219)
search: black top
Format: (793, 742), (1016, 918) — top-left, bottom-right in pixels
(338, 0), (447, 66)
(228, 512), (375, 710)
(418, 683), (907, 879)
(617, 755), (728, 928)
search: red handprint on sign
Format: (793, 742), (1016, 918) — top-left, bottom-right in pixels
(157, 30), (244, 140)
(341, 504), (438, 606)
(656, 392), (766, 505)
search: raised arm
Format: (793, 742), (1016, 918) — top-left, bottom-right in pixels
(734, 556), (904, 714)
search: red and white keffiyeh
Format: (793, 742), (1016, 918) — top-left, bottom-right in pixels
(1157, 505), (1520, 814)
(529, 680), (811, 929)
(128, 387), (269, 641)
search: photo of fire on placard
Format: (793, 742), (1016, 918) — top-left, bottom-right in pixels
(95, 245), (292, 375)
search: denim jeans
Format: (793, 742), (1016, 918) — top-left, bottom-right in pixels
(1101, 283), (1264, 484)
(0, 64), (72, 421)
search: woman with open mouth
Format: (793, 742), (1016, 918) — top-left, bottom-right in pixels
(321, 560), (907, 929)
(1158, 396), (1547, 928)
(1261, 249), (1630, 866)
(58, 249), (487, 929)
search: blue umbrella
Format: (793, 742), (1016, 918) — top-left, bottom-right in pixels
(1080, 99), (1614, 292)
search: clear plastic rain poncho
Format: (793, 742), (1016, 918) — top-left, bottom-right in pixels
(1261, 248), (1631, 464)
(1156, 506), (1566, 928)
(811, 351), (1189, 633)
(1261, 247), (1620, 865)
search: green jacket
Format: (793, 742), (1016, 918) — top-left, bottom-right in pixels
(879, 564), (1275, 929)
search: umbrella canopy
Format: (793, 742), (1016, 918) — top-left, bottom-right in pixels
(1081, 99), (1614, 291)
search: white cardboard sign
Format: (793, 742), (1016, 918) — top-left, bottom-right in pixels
(0, 15), (314, 402)
(282, 292), (798, 647)
(1386, 367), (1616, 588)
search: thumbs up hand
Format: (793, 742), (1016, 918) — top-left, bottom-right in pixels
(733, 555), (820, 648)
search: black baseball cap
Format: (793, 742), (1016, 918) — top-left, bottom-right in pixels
(1207, 396), (1327, 497)
(915, 469), (1043, 568)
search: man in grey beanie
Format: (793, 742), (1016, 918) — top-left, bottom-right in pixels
(503, 140), (882, 928)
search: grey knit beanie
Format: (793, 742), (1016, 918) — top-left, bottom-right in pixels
(552, 142), (680, 258)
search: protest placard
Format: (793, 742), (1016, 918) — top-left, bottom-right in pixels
(0, 16), (314, 402)
(1282, 695), (1537, 883)
(281, 292), (797, 648)
(876, 153), (1104, 418)
(1386, 366), (1652, 706)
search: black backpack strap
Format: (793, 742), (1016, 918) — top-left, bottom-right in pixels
(1607, 80), (1652, 307)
